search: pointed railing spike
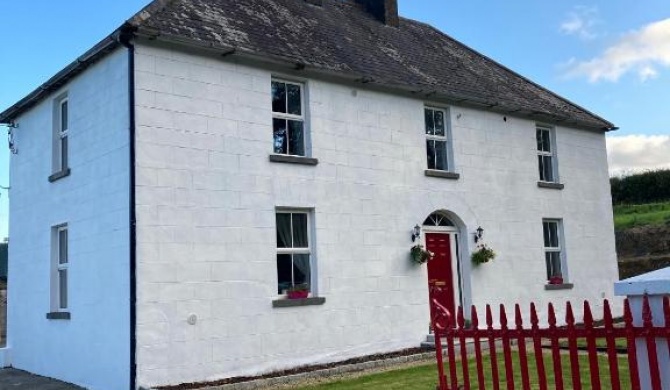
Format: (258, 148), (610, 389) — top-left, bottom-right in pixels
(515, 304), (523, 328)
(566, 301), (575, 326)
(471, 305), (479, 329)
(486, 304), (494, 328)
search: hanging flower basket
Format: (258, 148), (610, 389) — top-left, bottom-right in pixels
(471, 244), (496, 265)
(410, 244), (435, 264)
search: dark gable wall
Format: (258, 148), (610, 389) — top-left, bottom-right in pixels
(0, 243), (7, 280)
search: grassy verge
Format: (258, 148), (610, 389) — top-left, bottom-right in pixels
(292, 352), (630, 390)
(614, 201), (670, 230)
(558, 338), (627, 350)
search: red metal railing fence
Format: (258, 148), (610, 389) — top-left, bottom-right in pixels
(431, 295), (670, 390)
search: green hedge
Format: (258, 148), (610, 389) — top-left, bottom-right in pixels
(611, 169), (670, 205)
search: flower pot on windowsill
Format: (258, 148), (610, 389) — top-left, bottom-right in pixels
(287, 290), (309, 299)
(548, 276), (564, 285)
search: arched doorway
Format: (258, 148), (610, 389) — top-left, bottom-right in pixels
(422, 211), (461, 321)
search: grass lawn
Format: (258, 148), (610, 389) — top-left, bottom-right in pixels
(293, 352), (630, 390)
(558, 338), (628, 350)
(614, 202), (670, 230)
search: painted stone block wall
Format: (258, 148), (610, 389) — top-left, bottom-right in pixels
(7, 48), (131, 390)
(134, 42), (618, 387)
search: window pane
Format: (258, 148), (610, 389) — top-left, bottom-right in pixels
(293, 254), (310, 289)
(545, 252), (562, 279)
(59, 269), (68, 309)
(425, 109), (434, 135)
(542, 130), (551, 152)
(59, 229), (68, 264)
(287, 84), (301, 116)
(434, 141), (448, 171)
(549, 222), (559, 247)
(271, 81), (286, 114)
(292, 213), (308, 248)
(287, 120), (305, 156)
(61, 101), (68, 132)
(426, 140), (436, 169)
(434, 110), (445, 136)
(543, 222), (550, 247)
(540, 155), (554, 182)
(276, 213), (292, 248)
(537, 129), (551, 152)
(543, 221), (559, 248)
(273, 118), (288, 154)
(60, 135), (68, 170)
(276, 254), (292, 294)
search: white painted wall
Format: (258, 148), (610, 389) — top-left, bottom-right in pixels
(133, 42), (619, 387)
(7, 48), (131, 390)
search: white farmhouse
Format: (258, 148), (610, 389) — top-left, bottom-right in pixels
(0, 0), (620, 389)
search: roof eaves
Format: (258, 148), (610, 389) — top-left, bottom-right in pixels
(140, 30), (611, 132)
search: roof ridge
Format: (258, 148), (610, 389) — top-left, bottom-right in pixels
(409, 19), (615, 130)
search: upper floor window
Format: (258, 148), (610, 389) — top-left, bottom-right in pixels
(57, 98), (69, 171)
(425, 107), (453, 172)
(276, 211), (312, 295)
(272, 80), (305, 156)
(49, 95), (70, 182)
(536, 125), (558, 183)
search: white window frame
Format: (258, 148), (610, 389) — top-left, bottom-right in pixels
(54, 96), (69, 172)
(542, 219), (567, 282)
(275, 209), (313, 296)
(51, 224), (69, 312)
(271, 79), (307, 156)
(425, 106), (454, 172)
(537, 125), (558, 183)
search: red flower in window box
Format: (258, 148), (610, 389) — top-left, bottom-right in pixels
(287, 284), (309, 299)
(549, 276), (564, 285)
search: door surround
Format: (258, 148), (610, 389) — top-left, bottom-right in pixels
(421, 211), (466, 313)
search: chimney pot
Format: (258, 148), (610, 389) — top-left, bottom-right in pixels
(355, 0), (399, 27)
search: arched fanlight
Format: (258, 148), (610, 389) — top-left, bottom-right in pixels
(423, 212), (455, 227)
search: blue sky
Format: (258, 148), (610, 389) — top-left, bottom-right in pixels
(1, 0), (669, 239)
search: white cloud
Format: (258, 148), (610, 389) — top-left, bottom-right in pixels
(560, 6), (600, 40)
(566, 18), (670, 82)
(607, 135), (670, 176)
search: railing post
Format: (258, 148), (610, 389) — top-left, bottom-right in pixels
(430, 296), (449, 390)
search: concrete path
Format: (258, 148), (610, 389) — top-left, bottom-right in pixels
(0, 368), (84, 389)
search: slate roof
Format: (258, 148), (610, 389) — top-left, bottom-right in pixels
(1, 0), (615, 131)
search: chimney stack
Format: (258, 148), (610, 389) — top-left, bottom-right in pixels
(354, 0), (399, 27)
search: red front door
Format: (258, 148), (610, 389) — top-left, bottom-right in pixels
(426, 233), (456, 322)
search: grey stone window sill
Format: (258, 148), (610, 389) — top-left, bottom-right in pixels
(48, 168), (71, 182)
(425, 170), (460, 180)
(538, 181), (564, 190)
(544, 283), (574, 291)
(269, 154), (319, 166)
(272, 297), (326, 308)
(46, 312), (71, 320)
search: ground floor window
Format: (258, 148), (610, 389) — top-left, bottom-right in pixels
(276, 211), (311, 294)
(52, 224), (69, 311)
(543, 219), (565, 282)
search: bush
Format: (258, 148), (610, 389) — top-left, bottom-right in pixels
(610, 169), (670, 205)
